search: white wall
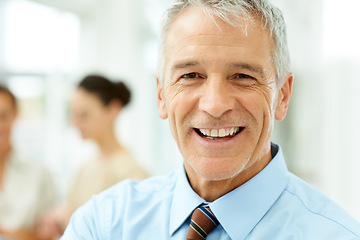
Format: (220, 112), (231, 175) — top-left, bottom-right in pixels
(272, 0), (360, 220)
(71, 0), (182, 175)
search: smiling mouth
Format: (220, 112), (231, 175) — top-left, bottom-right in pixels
(194, 127), (244, 140)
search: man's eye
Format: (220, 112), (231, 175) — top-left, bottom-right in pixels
(181, 73), (200, 79)
(235, 73), (254, 79)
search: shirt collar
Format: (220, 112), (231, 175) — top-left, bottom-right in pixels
(170, 166), (204, 236)
(210, 144), (289, 239)
(169, 144), (289, 238)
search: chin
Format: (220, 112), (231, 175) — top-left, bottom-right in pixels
(188, 157), (248, 181)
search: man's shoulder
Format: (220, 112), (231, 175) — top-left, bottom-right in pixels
(62, 170), (181, 239)
(280, 173), (360, 237)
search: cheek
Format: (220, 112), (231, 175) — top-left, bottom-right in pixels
(80, 114), (104, 130)
(169, 89), (198, 122)
(0, 119), (15, 132)
(0, 123), (11, 133)
(166, 82), (188, 102)
(90, 116), (109, 131)
(246, 85), (277, 112)
(165, 87), (197, 139)
(237, 87), (277, 131)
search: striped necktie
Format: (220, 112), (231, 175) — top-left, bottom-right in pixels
(186, 205), (220, 240)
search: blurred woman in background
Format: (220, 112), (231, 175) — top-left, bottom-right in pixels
(0, 85), (55, 240)
(68, 75), (148, 210)
(38, 75), (148, 238)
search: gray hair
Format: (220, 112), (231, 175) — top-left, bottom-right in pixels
(156, 0), (291, 86)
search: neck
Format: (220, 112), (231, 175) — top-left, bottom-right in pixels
(185, 152), (272, 202)
(95, 132), (123, 159)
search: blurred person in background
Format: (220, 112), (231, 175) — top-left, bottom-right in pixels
(0, 85), (55, 240)
(38, 75), (148, 238)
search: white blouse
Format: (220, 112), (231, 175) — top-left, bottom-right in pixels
(0, 151), (55, 230)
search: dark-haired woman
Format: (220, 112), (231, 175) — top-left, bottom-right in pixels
(67, 75), (148, 210)
(38, 75), (148, 238)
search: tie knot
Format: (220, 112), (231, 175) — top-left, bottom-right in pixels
(187, 205), (220, 240)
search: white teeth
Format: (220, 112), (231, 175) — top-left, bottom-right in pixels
(206, 129), (210, 136)
(198, 127), (241, 138)
(211, 129), (218, 137)
(219, 129), (226, 137)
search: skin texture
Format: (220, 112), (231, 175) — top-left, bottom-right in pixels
(157, 7), (293, 202)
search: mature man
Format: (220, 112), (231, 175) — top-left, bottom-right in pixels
(61, 0), (360, 239)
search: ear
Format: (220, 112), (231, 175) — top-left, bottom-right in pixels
(275, 73), (293, 121)
(108, 100), (122, 118)
(156, 76), (168, 119)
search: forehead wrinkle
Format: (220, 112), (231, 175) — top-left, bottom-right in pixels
(172, 33), (249, 48)
(172, 60), (201, 70)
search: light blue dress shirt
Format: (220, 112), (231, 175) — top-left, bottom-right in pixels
(61, 144), (360, 239)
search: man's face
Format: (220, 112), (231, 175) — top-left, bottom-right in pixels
(157, 7), (292, 181)
(0, 92), (17, 147)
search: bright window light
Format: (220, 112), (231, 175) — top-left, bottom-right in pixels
(322, 0), (360, 61)
(7, 75), (45, 99)
(4, 0), (80, 72)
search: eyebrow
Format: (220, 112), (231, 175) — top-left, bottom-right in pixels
(172, 61), (201, 71)
(171, 60), (266, 78)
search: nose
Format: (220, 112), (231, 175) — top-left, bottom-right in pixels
(198, 76), (235, 118)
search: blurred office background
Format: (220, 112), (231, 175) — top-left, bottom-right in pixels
(0, 0), (359, 220)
